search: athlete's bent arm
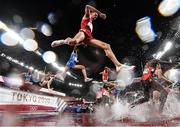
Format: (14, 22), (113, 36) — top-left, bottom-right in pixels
(85, 5), (106, 19)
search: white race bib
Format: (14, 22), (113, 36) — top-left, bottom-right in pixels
(87, 22), (93, 32)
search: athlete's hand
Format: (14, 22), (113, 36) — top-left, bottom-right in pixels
(100, 13), (107, 20)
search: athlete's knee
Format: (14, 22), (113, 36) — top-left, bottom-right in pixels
(78, 65), (85, 70)
(106, 43), (111, 50)
(68, 38), (77, 45)
(81, 65), (85, 70)
(103, 43), (110, 50)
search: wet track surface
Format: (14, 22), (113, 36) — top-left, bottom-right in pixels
(14, 113), (180, 126)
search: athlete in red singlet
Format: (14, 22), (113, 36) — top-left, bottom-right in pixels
(51, 4), (134, 72)
(100, 67), (110, 82)
(131, 59), (168, 113)
(102, 70), (108, 82)
(142, 64), (155, 81)
(80, 17), (93, 42)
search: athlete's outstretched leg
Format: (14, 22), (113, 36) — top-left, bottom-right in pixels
(88, 39), (134, 72)
(131, 80), (151, 107)
(51, 32), (85, 47)
(74, 65), (92, 82)
(151, 80), (168, 113)
(47, 77), (53, 90)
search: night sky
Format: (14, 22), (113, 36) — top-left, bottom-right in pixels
(0, 0), (179, 80)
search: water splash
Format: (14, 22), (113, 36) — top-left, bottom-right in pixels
(116, 68), (135, 88)
(94, 92), (179, 124)
(163, 93), (180, 117)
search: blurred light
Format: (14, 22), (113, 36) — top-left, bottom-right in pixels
(3, 57), (40, 72)
(48, 12), (57, 24)
(20, 28), (35, 39)
(52, 62), (62, 70)
(20, 62), (24, 66)
(41, 23), (52, 36)
(58, 67), (65, 71)
(8, 25), (20, 32)
(0, 53), (5, 57)
(134, 93), (138, 97)
(0, 21), (8, 30)
(152, 54), (156, 58)
(169, 58), (172, 63)
(29, 66), (34, 70)
(158, 0), (180, 17)
(11, 59), (16, 62)
(52, 62), (73, 74)
(43, 51), (56, 63)
(6, 74), (23, 87)
(11, 59), (15, 63)
(23, 39), (38, 51)
(11, 58), (15, 62)
(164, 41), (173, 52)
(35, 50), (42, 56)
(155, 41), (173, 59)
(13, 59), (19, 64)
(0, 21), (23, 43)
(13, 15), (23, 24)
(1, 32), (19, 46)
(156, 51), (164, 59)
(0, 21), (24, 45)
(135, 16), (156, 43)
(51, 62), (77, 78)
(6, 56), (12, 61)
(66, 72), (71, 75)
(68, 82), (82, 88)
(1, 53), (40, 71)
(35, 69), (38, 72)
(6, 29), (24, 43)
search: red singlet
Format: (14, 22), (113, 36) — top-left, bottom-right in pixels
(80, 17), (93, 43)
(142, 66), (155, 81)
(102, 70), (108, 82)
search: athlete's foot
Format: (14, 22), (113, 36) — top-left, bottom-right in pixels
(116, 65), (135, 72)
(51, 40), (67, 47)
(116, 65), (123, 72)
(85, 78), (93, 82)
(124, 65), (135, 70)
(48, 88), (54, 91)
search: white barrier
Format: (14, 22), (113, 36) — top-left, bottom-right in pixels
(0, 87), (67, 113)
